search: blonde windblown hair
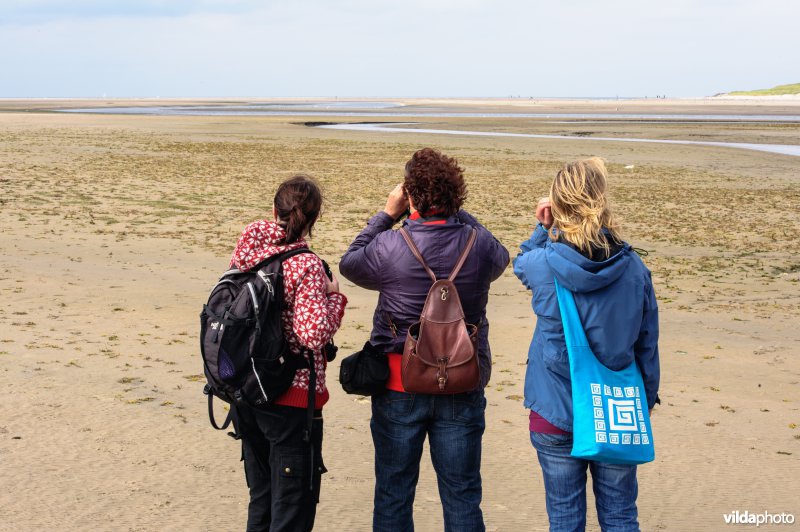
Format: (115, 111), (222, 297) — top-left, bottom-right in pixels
(548, 157), (622, 258)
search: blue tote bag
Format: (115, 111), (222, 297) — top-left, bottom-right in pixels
(554, 279), (655, 465)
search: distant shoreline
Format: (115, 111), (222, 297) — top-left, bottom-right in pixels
(2, 96), (800, 117)
(712, 94), (800, 101)
(1, 95), (800, 103)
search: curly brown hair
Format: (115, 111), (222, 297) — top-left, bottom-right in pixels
(403, 148), (467, 216)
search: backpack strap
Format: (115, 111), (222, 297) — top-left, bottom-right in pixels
(204, 386), (233, 431)
(253, 247), (316, 273)
(398, 227), (477, 282)
(304, 354), (317, 492)
(448, 228), (477, 282)
(398, 228), (437, 282)
(279, 247), (317, 262)
(252, 247), (317, 304)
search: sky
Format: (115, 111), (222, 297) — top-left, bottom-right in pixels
(1, 0), (798, 98)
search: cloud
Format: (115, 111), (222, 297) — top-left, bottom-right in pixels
(0, 0), (264, 24)
(0, 0), (798, 97)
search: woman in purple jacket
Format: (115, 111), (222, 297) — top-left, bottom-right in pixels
(339, 148), (509, 532)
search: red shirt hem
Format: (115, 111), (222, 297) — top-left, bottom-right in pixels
(386, 352), (405, 392)
(529, 410), (570, 434)
(274, 387), (329, 409)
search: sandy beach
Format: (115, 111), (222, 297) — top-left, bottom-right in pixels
(1, 99), (798, 531)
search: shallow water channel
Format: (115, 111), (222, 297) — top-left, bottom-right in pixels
(316, 122), (800, 157)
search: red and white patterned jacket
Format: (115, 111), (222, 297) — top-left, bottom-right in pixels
(230, 220), (347, 409)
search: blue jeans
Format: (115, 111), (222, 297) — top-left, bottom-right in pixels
(530, 431), (639, 532)
(371, 389), (486, 532)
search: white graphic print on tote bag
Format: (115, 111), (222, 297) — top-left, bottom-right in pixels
(590, 383), (650, 445)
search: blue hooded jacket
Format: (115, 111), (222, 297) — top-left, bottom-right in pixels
(513, 225), (660, 432)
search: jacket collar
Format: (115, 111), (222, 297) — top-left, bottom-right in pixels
(404, 212), (453, 227)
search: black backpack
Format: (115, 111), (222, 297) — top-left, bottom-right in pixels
(199, 248), (314, 432)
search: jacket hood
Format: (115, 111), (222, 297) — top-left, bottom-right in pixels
(230, 220), (307, 271)
(544, 240), (632, 294)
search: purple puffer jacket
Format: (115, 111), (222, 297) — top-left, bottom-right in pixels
(339, 210), (510, 388)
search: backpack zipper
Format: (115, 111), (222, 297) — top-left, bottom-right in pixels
(385, 312), (398, 338)
(251, 357), (270, 403)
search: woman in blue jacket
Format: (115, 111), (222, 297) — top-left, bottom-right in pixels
(513, 157), (660, 532)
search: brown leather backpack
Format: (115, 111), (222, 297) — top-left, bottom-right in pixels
(399, 227), (480, 394)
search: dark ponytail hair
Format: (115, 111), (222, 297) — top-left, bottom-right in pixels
(273, 175), (323, 244)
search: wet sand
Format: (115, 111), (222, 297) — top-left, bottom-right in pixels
(1, 100), (798, 531)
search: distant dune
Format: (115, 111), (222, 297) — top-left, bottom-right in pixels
(727, 82), (800, 96)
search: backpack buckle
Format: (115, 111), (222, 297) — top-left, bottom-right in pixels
(257, 270), (275, 295)
(440, 287), (449, 300)
(436, 357), (449, 391)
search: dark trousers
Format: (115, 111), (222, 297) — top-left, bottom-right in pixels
(237, 403), (325, 532)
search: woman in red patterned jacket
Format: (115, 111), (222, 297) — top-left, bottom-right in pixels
(229, 175), (347, 531)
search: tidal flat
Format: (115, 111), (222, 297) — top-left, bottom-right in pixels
(1, 99), (798, 530)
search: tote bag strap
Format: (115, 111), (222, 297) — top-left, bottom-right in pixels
(553, 278), (590, 348)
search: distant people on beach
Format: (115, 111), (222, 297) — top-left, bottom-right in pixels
(513, 158), (660, 531)
(228, 175), (347, 531)
(340, 148), (509, 532)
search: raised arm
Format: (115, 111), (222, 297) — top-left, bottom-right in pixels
(457, 210), (509, 281)
(519, 197), (553, 253)
(292, 261), (347, 352)
(513, 224), (549, 289)
(338, 211), (394, 290)
(340, 184), (408, 290)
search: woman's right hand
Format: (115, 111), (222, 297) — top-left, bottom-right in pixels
(383, 183), (409, 219)
(536, 197), (553, 229)
(325, 271), (341, 294)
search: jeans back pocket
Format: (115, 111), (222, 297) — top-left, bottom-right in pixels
(374, 389), (415, 423)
